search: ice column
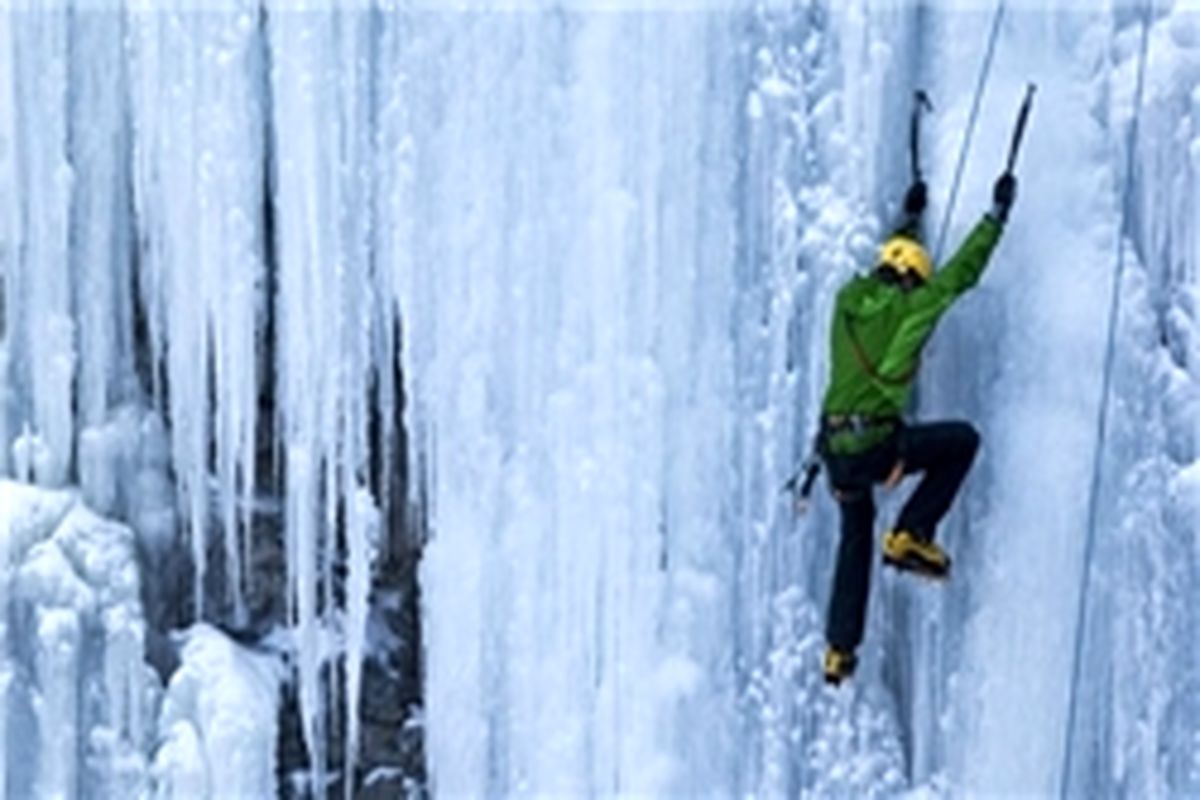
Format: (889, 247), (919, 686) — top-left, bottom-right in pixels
(393, 9), (747, 795)
(3, 9), (74, 487)
(0, 11), (16, 477)
(69, 10), (134, 435)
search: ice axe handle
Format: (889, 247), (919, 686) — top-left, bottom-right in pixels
(1006, 83), (1037, 175)
(910, 90), (934, 182)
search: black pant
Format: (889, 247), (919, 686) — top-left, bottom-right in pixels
(823, 421), (980, 652)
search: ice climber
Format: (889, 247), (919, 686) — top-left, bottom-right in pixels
(818, 172), (1017, 686)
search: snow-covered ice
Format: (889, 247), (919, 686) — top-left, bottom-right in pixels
(0, 480), (156, 798)
(152, 623), (283, 800)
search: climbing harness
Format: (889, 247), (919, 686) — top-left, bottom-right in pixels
(1061, 5), (1154, 796)
(784, 413), (902, 510)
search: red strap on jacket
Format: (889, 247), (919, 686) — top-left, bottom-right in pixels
(841, 311), (920, 387)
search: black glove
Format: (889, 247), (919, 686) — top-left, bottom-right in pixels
(992, 172), (1017, 223)
(903, 180), (928, 216)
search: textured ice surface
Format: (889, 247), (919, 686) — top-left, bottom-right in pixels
(0, 481), (157, 798)
(0, 482), (282, 800)
(0, 2), (1196, 797)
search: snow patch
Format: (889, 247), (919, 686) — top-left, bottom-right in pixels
(0, 480), (158, 797)
(151, 624), (283, 800)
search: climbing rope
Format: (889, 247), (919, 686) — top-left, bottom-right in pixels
(1060, 4), (1154, 796)
(934, 0), (1007, 261)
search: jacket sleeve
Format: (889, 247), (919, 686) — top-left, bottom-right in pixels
(875, 215), (1003, 383)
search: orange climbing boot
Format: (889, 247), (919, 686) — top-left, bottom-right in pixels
(823, 646), (858, 686)
(882, 529), (951, 580)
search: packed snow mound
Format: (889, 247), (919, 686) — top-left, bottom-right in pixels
(0, 480), (158, 798)
(152, 624), (283, 800)
(0, 481), (286, 799)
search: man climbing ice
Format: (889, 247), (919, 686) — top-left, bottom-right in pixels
(817, 170), (1017, 686)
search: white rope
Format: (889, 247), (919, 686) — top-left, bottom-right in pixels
(934, 0), (1006, 262)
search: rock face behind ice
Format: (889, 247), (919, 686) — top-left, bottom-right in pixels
(0, 480), (158, 798)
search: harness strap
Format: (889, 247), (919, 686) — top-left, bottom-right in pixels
(822, 414), (900, 435)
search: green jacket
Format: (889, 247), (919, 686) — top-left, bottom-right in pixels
(821, 215), (1003, 454)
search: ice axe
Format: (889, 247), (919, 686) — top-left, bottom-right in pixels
(1004, 83), (1036, 175)
(783, 456), (822, 516)
(909, 89), (934, 183)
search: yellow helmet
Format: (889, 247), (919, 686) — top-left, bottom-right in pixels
(878, 236), (932, 282)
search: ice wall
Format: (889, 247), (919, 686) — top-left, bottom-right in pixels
(1062, 6), (1200, 796)
(732, 4), (919, 795)
(389, 11), (745, 794)
(918, 6), (1126, 794)
(886, 3), (1200, 796)
(0, 2), (1195, 798)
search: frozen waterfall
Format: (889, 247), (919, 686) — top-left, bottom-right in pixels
(0, 2), (1197, 798)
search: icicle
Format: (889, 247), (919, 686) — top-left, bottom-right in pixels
(0, 485), (11, 799)
(205, 5), (267, 629)
(127, 4), (267, 624)
(373, 5), (420, 533)
(9, 8), (73, 488)
(268, 6), (334, 786)
(127, 7), (210, 617)
(32, 607), (83, 799)
(267, 7), (381, 791)
(0, 345), (9, 479)
(0, 11), (16, 479)
(344, 488), (379, 799)
(287, 444), (324, 794)
(12, 423), (37, 483)
(68, 9), (133, 435)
